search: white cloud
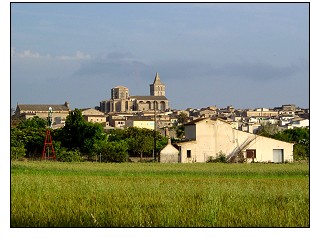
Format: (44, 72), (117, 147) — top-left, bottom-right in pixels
(11, 48), (90, 61)
(17, 50), (40, 58)
(58, 51), (91, 61)
(11, 48), (52, 60)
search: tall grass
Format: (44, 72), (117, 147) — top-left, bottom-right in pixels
(11, 162), (309, 227)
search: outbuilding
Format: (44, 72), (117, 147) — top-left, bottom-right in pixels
(160, 138), (179, 163)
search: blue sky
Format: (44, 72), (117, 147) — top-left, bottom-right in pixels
(11, 3), (309, 110)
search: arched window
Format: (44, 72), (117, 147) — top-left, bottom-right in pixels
(160, 101), (165, 111)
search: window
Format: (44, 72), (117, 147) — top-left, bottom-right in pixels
(246, 149), (256, 158)
(187, 150), (191, 158)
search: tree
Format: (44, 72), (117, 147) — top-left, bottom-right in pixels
(11, 117), (47, 158)
(17, 116), (47, 129)
(176, 125), (185, 138)
(55, 109), (106, 154)
(177, 112), (189, 125)
(127, 135), (153, 158)
(93, 140), (128, 162)
(257, 123), (280, 136)
(57, 109), (86, 150)
(105, 127), (167, 159)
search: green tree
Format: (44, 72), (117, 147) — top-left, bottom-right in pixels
(93, 140), (128, 162)
(55, 109), (106, 154)
(176, 125), (185, 138)
(257, 123), (280, 137)
(127, 135), (153, 158)
(17, 116), (47, 130)
(11, 117), (47, 158)
(10, 142), (26, 160)
(106, 127), (167, 159)
(57, 109), (86, 150)
(177, 112), (189, 125)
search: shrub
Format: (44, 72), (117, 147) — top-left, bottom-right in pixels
(215, 151), (227, 163)
(207, 151), (227, 163)
(11, 145), (26, 161)
(58, 150), (83, 162)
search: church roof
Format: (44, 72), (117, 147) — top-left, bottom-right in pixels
(152, 72), (163, 85)
(17, 103), (70, 112)
(131, 95), (168, 101)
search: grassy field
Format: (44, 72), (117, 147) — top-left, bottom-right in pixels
(11, 161), (309, 227)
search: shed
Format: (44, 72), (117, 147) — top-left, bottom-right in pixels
(160, 138), (179, 163)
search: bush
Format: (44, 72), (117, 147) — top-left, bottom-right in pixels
(11, 145), (26, 161)
(58, 150), (83, 162)
(100, 141), (128, 163)
(207, 151), (227, 163)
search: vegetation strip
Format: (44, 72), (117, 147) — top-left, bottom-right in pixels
(11, 162), (309, 227)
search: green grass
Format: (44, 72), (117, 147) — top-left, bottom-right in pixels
(11, 161), (309, 227)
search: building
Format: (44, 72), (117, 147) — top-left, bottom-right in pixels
(125, 116), (155, 130)
(160, 138), (179, 163)
(14, 102), (70, 126)
(285, 118), (309, 129)
(176, 118), (294, 163)
(100, 73), (169, 113)
(81, 108), (106, 124)
(243, 108), (278, 118)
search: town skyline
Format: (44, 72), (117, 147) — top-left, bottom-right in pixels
(10, 3), (309, 110)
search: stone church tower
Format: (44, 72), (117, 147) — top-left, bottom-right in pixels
(150, 72), (165, 96)
(100, 72), (169, 113)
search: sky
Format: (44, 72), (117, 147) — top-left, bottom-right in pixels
(10, 2), (309, 110)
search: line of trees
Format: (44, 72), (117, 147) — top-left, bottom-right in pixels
(11, 109), (168, 162)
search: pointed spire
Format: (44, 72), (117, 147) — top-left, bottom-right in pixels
(153, 72), (161, 84)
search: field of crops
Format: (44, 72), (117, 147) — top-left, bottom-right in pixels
(11, 161), (309, 227)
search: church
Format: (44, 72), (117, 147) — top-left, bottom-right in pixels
(99, 73), (169, 113)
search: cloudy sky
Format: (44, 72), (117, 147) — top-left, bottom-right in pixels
(10, 3), (309, 110)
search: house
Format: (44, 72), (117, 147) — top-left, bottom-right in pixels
(199, 107), (217, 118)
(14, 102), (70, 126)
(81, 108), (106, 124)
(244, 108), (278, 118)
(125, 116), (155, 130)
(176, 118), (294, 163)
(285, 118), (309, 129)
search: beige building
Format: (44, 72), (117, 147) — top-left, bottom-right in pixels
(176, 118), (294, 163)
(160, 138), (179, 163)
(125, 116), (155, 130)
(81, 108), (106, 124)
(244, 108), (278, 118)
(100, 73), (169, 113)
(14, 102), (70, 126)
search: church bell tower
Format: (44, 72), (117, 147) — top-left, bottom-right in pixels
(150, 72), (165, 96)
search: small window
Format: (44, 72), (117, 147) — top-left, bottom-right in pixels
(187, 150), (191, 158)
(246, 149), (256, 158)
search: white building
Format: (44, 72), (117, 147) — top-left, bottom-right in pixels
(176, 118), (294, 163)
(160, 138), (179, 163)
(286, 118), (309, 129)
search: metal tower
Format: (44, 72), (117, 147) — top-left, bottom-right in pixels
(42, 107), (56, 160)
